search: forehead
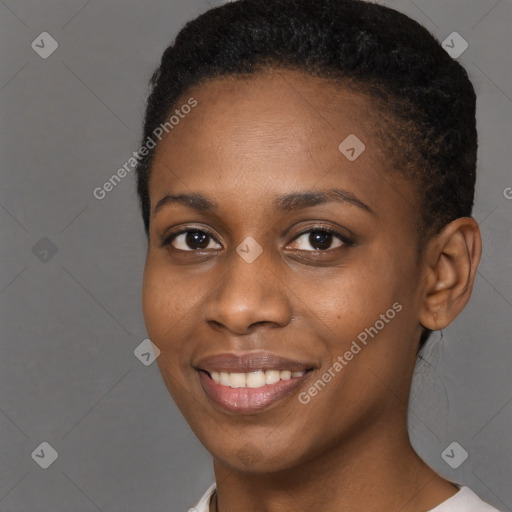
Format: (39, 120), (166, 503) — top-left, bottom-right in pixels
(157, 69), (377, 158)
(148, 69), (415, 224)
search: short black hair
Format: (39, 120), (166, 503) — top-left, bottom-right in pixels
(136, 0), (478, 347)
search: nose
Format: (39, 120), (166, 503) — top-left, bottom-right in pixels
(201, 251), (293, 335)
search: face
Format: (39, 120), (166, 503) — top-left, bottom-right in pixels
(142, 69), (426, 473)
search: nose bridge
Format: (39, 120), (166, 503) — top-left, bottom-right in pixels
(202, 248), (292, 334)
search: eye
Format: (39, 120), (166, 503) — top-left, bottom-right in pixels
(165, 229), (222, 251)
(287, 228), (347, 251)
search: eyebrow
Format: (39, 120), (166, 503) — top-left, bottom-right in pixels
(153, 188), (374, 216)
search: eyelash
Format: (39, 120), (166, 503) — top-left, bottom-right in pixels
(159, 225), (354, 252)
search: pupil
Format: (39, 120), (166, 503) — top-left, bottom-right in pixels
(309, 231), (332, 250)
(186, 231), (209, 249)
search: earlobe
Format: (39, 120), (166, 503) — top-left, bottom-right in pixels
(419, 217), (482, 331)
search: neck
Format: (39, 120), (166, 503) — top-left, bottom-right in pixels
(211, 417), (457, 512)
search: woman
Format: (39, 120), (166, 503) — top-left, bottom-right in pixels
(135, 0), (500, 510)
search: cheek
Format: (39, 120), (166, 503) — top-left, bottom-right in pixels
(300, 246), (418, 370)
(141, 258), (189, 350)
(297, 261), (399, 333)
(142, 261), (199, 407)
(142, 266), (169, 340)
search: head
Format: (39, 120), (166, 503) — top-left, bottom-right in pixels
(137, 0), (481, 474)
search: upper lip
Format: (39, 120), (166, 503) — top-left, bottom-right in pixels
(194, 351), (316, 374)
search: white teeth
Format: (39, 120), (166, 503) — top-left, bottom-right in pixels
(209, 369), (307, 388)
(229, 373), (246, 388)
(246, 370), (265, 388)
(265, 370), (280, 385)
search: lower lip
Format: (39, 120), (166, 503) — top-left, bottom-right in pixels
(198, 371), (311, 413)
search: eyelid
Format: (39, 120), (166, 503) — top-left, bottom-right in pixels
(158, 224), (220, 249)
(159, 223), (354, 252)
(287, 221), (353, 240)
(286, 225), (354, 249)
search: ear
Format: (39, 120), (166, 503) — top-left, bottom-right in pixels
(418, 217), (482, 331)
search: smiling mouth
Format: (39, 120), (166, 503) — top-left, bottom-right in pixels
(201, 368), (313, 388)
(194, 351), (317, 413)
(197, 367), (315, 413)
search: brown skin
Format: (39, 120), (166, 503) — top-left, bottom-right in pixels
(141, 69), (482, 512)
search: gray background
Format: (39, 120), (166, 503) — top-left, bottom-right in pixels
(1, 0), (511, 510)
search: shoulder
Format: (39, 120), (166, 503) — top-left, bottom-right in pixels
(429, 486), (503, 512)
(187, 484), (503, 512)
(188, 483), (216, 512)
